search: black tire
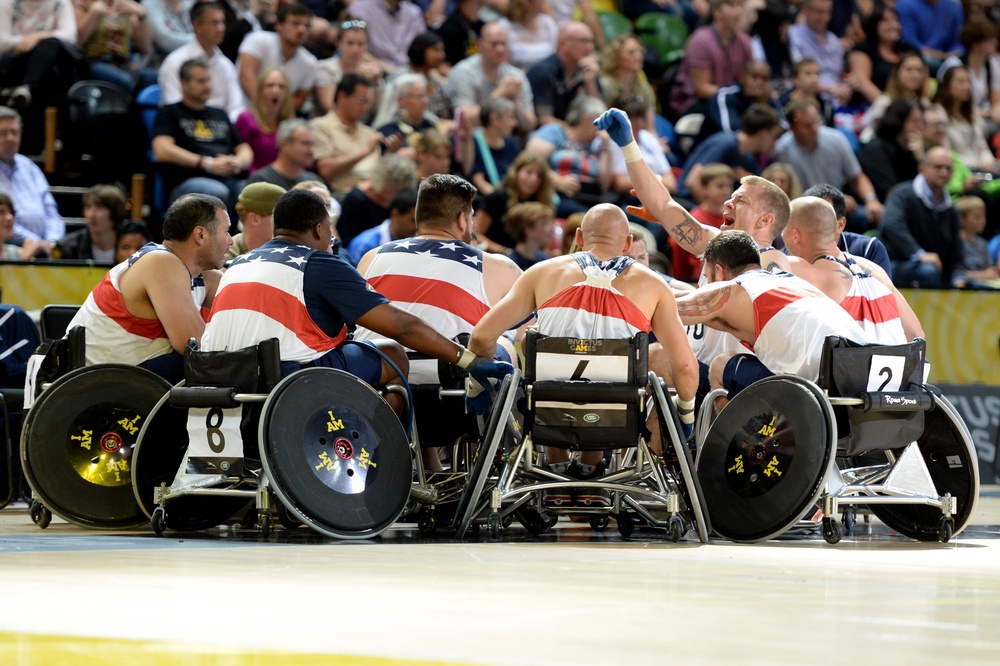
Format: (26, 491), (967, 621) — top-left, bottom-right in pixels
(151, 506), (166, 535)
(617, 513), (634, 537)
(823, 517), (841, 544)
(489, 513), (501, 539)
(589, 515), (609, 531)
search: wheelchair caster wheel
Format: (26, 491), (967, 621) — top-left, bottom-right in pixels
(276, 503), (302, 530)
(668, 515), (685, 543)
(30, 501), (51, 529)
(259, 513), (272, 540)
(417, 513), (437, 535)
(488, 513), (502, 540)
(938, 517), (954, 543)
(151, 507), (167, 535)
(822, 517), (841, 544)
(842, 507), (857, 533)
(589, 515), (609, 532)
(616, 513), (635, 537)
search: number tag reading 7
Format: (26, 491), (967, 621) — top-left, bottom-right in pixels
(867, 355), (905, 392)
(185, 406), (244, 476)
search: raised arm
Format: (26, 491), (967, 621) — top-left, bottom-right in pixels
(469, 268), (539, 359)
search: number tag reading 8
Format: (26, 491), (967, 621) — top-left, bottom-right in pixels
(186, 406), (242, 456)
(867, 355), (905, 392)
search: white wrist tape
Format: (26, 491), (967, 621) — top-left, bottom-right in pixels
(675, 396), (695, 424)
(456, 347), (478, 369)
(621, 141), (642, 163)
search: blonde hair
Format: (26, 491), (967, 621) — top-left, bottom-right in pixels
(761, 162), (803, 200)
(955, 195), (986, 216)
(252, 67), (295, 134)
(600, 34), (644, 78)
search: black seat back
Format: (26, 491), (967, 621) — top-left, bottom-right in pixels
(183, 338), (282, 393)
(524, 331), (648, 451)
(40, 304), (81, 341)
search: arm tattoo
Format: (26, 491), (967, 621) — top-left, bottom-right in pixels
(676, 285), (731, 318)
(668, 216), (706, 252)
(764, 260), (782, 272)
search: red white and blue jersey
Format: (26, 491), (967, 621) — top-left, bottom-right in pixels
(819, 253), (906, 344)
(687, 269), (746, 363)
(203, 239), (387, 363)
(536, 253), (651, 339)
(734, 268), (870, 380)
(68, 243), (207, 366)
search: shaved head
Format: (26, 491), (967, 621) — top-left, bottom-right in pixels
(578, 204), (631, 252)
(789, 196), (839, 246)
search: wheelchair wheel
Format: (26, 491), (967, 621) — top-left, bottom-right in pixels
(696, 375), (837, 543)
(259, 368), (412, 540)
(859, 393), (979, 541)
(21, 365), (171, 529)
(453, 372), (518, 538)
(132, 390), (253, 532)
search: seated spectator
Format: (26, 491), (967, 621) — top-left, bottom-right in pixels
(934, 65), (999, 174)
(955, 194), (1000, 286)
(435, 0), (484, 68)
(347, 0), (426, 69)
(311, 73), (401, 196)
(160, 2), (245, 122)
(858, 97), (924, 202)
(475, 150), (555, 253)
(238, 5), (325, 114)
(466, 97), (520, 195)
(114, 218), (150, 263)
(53, 184), (127, 262)
(598, 34), (657, 137)
(524, 95), (612, 217)
(216, 0), (258, 64)
(698, 60), (782, 146)
(777, 58), (835, 129)
(248, 118), (324, 191)
(145, 0), (193, 69)
(608, 95), (677, 198)
(776, 99), (883, 231)
(498, 0), (559, 70)
(75, 0), (157, 94)
(896, 0), (963, 73)
(526, 21), (601, 126)
(374, 31), (451, 126)
(316, 19), (388, 113)
(802, 183), (893, 276)
(414, 128), (455, 179)
(679, 104), (782, 203)
(0, 193), (45, 260)
(860, 51), (930, 141)
(347, 188), (418, 265)
(337, 154), (419, 245)
(669, 0), (754, 119)
(674, 163), (734, 281)
(446, 22), (536, 133)
(377, 73), (441, 160)
(504, 200), (554, 270)
(761, 161), (803, 200)
(937, 21), (1000, 132)
(878, 146), (967, 288)
(292, 180), (343, 243)
(0, 108), (64, 247)
(846, 5), (918, 106)
(789, 0), (853, 106)
(152, 58), (254, 214)
(235, 67), (296, 173)
(226, 181), (285, 259)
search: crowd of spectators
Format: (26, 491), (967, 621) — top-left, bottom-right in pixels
(2, 0), (1000, 290)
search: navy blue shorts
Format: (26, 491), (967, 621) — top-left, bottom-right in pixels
(494, 344), (513, 365)
(306, 341), (384, 385)
(721, 354), (774, 397)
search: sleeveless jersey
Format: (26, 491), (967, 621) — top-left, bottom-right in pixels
(734, 268), (870, 380)
(68, 243), (207, 366)
(203, 240), (346, 362)
(536, 253), (651, 339)
(818, 253), (906, 345)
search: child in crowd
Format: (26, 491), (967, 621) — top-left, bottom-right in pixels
(466, 97), (521, 196)
(505, 201), (554, 270)
(672, 163), (734, 281)
(114, 220), (151, 264)
(778, 58), (835, 127)
(0, 193), (46, 260)
(955, 195), (1000, 287)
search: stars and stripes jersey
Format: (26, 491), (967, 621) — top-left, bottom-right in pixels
(818, 253), (906, 345)
(734, 268), (870, 380)
(535, 253), (651, 339)
(687, 269), (747, 364)
(68, 243), (207, 366)
(203, 239), (388, 363)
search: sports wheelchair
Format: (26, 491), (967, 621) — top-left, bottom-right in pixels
(695, 336), (979, 544)
(454, 331), (711, 542)
(132, 340), (413, 539)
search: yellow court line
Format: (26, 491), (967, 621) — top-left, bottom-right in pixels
(0, 633), (471, 666)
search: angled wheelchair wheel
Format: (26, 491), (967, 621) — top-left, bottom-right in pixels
(649, 373), (711, 543)
(132, 390), (252, 532)
(696, 375), (837, 543)
(453, 372), (518, 539)
(259, 368), (411, 540)
(860, 393), (979, 541)
(20, 365), (171, 529)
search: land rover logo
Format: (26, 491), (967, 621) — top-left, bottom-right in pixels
(583, 413), (600, 423)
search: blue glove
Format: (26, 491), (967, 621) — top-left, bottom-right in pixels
(594, 109), (634, 147)
(466, 360), (515, 415)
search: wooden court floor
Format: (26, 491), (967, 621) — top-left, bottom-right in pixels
(1, 488), (999, 666)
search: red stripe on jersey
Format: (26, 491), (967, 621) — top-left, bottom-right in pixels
(542, 286), (651, 332)
(840, 292), (899, 324)
(367, 274), (490, 326)
(92, 274), (167, 340)
(212, 282), (345, 351)
(752, 287), (805, 339)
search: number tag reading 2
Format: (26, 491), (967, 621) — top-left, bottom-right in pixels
(185, 406), (244, 475)
(867, 355), (905, 392)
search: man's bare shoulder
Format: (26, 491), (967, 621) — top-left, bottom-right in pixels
(122, 250), (190, 287)
(761, 248), (791, 272)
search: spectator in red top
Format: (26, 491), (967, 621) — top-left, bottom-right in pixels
(672, 163), (734, 280)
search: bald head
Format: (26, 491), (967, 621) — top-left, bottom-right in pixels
(788, 196), (839, 248)
(577, 204), (631, 254)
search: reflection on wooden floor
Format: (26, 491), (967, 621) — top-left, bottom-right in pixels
(2, 489), (999, 666)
